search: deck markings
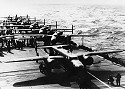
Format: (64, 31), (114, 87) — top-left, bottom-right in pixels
(88, 71), (113, 89)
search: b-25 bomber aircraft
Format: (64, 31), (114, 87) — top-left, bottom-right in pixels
(1, 44), (123, 76)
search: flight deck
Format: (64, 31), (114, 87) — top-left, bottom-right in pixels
(0, 48), (125, 89)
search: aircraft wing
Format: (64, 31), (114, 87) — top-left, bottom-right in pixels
(0, 34), (18, 38)
(38, 45), (68, 49)
(84, 50), (123, 56)
(1, 55), (65, 63)
(21, 34), (45, 37)
(1, 56), (48, 63)
(70, 34), (97, 37)
(86, 50), (121, 57)
(51, 45), (123, 58)
(0, 25), (30, 27)
(44, 24), (59, 27)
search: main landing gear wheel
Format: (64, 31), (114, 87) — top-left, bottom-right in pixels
(39, 61), (51, 76)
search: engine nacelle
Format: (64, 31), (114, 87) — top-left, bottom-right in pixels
(84, 56), (94, 65)
(78, 55), (94, 65)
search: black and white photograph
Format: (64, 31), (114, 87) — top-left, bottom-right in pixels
(0, 0), (125, 89)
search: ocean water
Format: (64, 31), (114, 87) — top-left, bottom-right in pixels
(37, 4), (125, 57)
(1, 4), (125, 58)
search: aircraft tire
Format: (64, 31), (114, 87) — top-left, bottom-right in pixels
(39, 61), (51, 76)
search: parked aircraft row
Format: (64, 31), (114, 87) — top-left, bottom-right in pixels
(0, 29), (123, 76)
(0, 15), (44, 29)
(0, 15), (124, 87)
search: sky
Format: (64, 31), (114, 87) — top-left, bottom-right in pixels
(0, 0), (125, 17)
(1, 0), (125, 5)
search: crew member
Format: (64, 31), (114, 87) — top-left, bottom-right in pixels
(7, 39), (11, 53)
(29, 36), (34, 47)
(115, 73), (121, 86)
(107, 75), (110, 84)
(34, 36), (39, 56)
(42, 35), (51, 54)
(16, 39), (23, 50)
(109, 75), (114, 85)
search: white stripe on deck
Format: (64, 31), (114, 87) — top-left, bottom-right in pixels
(87, 71), (113, 89)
